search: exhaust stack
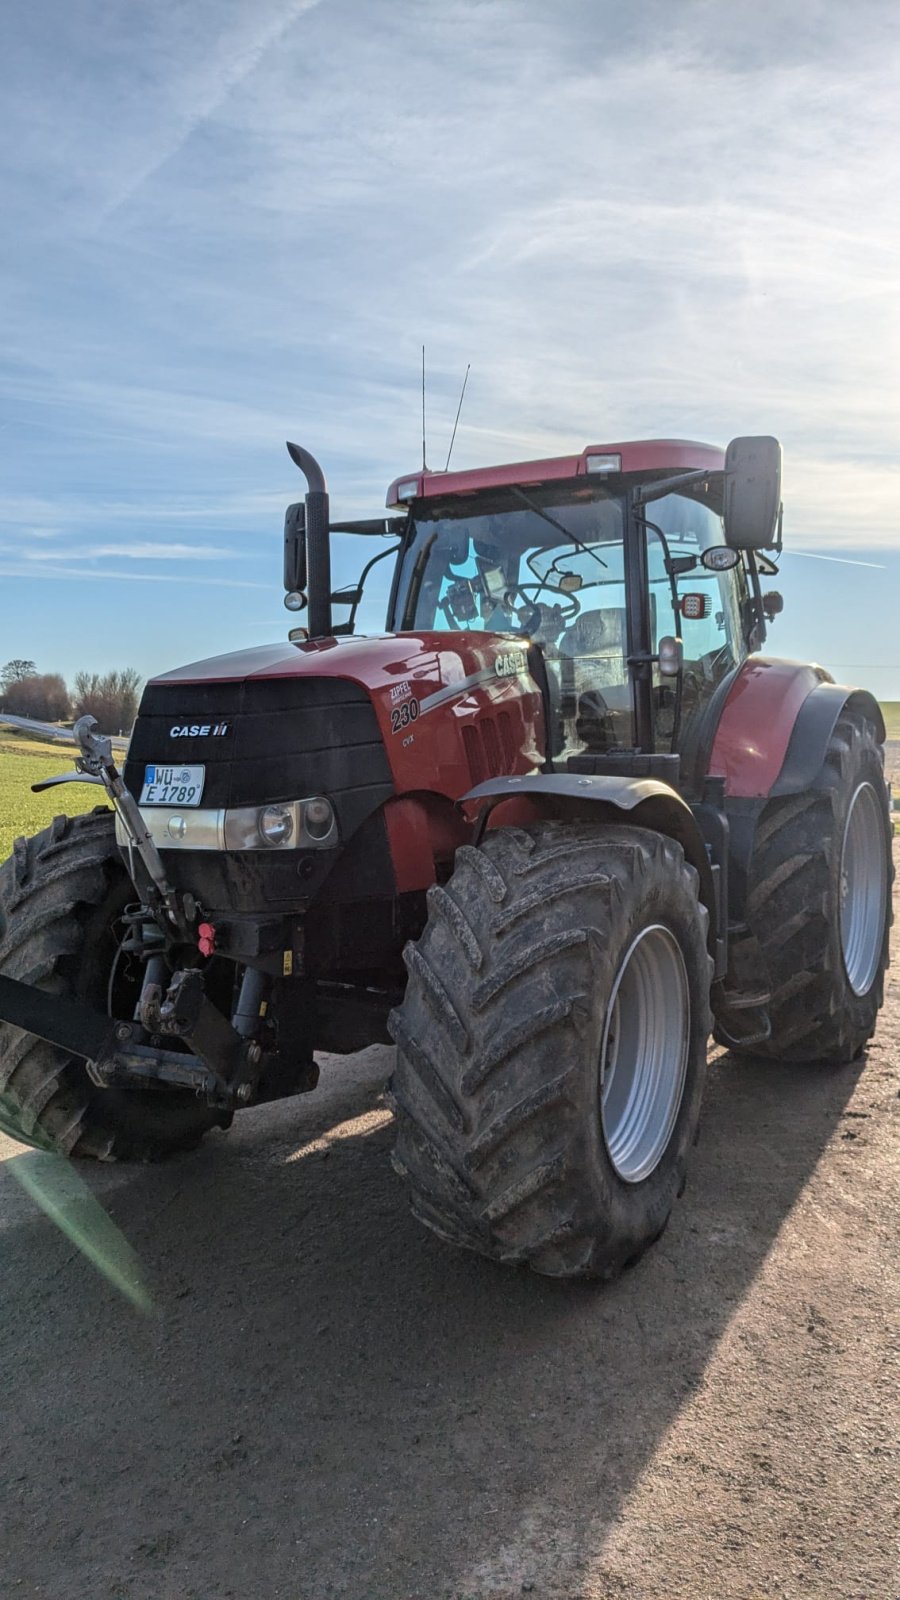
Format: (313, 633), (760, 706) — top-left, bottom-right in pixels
(286, 442), (332, 639)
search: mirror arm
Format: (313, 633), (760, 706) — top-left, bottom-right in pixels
(634, 468), (721, 506)
(746, 552), (768, 651)
(342, 543), (402, 634)
(666, 554), (699, 576)
(328, 518), (407, 537)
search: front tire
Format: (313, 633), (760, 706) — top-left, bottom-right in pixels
(0, 810), (226, 1159)
(389, 822), (712, 1279)
(724, 709), (892, 1064)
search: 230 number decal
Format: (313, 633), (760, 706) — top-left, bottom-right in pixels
(390, 698), (420, 734)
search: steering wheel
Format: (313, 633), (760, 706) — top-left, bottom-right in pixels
(514, 582), (580, 630)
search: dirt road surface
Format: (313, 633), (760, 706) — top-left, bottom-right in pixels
(1, 851), (898, 1600)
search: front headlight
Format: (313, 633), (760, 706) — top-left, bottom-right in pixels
(219, 797), (339, 851)
(258, 804), (295, 847)
(127, 796), (340, 852)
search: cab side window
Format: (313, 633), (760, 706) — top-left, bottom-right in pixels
(651, 492), (746, 747)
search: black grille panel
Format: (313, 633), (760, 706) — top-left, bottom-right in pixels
(125, 676), (393, 831)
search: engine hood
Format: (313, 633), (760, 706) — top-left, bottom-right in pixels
(147, 629), (546, 803)
(152, 630), (528, 698)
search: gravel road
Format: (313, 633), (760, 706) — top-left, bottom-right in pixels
(1, 849), (897, 1600)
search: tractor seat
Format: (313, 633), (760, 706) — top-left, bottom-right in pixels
(559, 607), (627, 659)
(554, 608), (631, 751)
(559, 610), (629, 698)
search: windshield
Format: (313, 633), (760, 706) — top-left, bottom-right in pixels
(391, 482), (750, 765)
(393, 487), (633, 756)
(394, 487), (625, 636)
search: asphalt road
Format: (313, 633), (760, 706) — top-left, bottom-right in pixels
(1, 851), (898, 1600)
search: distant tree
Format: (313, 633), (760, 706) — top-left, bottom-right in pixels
(72, 668), (142, 735)
(1, 659), (37, 691)
(1, 672), (70, 722)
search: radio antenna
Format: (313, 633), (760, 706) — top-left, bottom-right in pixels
(421, 345), (427, 471)
(444, 362), (471, 472)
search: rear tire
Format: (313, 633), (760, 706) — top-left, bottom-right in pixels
(389, 822), (712, 1279)
(723, 709), (892, 1064)
(0, 810), (226, 1159)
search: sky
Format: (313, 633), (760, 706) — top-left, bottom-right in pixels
(2, 0), (900, 697)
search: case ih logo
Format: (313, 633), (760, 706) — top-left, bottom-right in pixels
(495, 652), (526, 678)
(169, 723), (230, 738)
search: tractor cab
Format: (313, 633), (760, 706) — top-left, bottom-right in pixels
(384, 438), (779, 794)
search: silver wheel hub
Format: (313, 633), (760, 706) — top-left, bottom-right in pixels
(840, 782), (887, 997)
(600, 924), (690, 1184)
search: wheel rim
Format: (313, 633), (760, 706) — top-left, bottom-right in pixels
(599, 924), (690, 1184)
(840, 782), (887, 997)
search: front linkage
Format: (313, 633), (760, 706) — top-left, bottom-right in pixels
(0, 717), (262, 1112)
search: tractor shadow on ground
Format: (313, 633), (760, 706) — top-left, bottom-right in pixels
(0, 1039), (873, 1598)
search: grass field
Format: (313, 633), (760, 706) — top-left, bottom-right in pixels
(0, 736), (99, 863)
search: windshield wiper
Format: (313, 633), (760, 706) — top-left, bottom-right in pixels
(507, 487), (608, 570)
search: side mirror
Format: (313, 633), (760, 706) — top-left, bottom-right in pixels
(284, 502), (307, 592)
(723, 436), (782, 549)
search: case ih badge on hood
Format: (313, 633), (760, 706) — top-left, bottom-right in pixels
(0, 433), (891, 1281)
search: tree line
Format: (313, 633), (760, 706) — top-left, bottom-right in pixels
(0, 660), (142, 735)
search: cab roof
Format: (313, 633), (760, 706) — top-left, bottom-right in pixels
(386, 438), (725, 509)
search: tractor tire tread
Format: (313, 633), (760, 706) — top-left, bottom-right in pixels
(721, 710), (893, 1064)
(390, 820), (712, 1279)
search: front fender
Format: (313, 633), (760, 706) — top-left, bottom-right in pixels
(463, 773), (719, 964)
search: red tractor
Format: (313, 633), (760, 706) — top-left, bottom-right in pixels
(0, 435), (892, 1278)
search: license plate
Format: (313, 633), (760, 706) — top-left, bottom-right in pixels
(140, 764), (205, 807)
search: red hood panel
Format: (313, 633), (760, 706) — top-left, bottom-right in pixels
(152, 631), (531, 695)
(151, 634), (432, 689)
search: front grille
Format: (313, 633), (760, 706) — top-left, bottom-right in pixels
(125, 676), (393, 840)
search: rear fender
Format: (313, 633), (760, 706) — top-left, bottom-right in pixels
(462, 773), (719, 963)
(707, 657), (885, 799)
(712, 675), (885, 929)
(771, 685), (885, 796)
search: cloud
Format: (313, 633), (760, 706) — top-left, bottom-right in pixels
(24, 541), (233, 562)
(781, 457), (900, 550)
(0, 561), (267, 589)
(0, 490), (284, 531)
(95, 1), (325, 226)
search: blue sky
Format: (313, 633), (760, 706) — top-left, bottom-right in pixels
(2, 0), (900, 696)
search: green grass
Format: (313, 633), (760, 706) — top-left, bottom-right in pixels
(0, 734), (75, 763)
(0, 744), (99, 864)
(880, 702), (900, 740)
